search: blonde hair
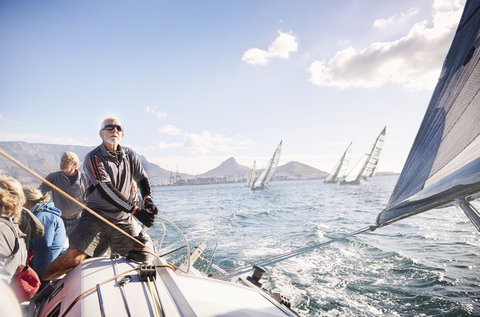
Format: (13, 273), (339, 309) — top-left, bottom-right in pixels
(0, 176), (25, 220)
(62, 151), (81, 169)
(23, 188), (50, 205)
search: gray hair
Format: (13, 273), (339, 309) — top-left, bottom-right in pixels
(62, 151), (81, 169)
(100, 117), (122, 130)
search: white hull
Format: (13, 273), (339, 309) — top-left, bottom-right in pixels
(27, 254), (298, 317)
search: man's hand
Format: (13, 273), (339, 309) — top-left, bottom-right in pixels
(144, 198), (158, 215)
(134, 208), (155, 227)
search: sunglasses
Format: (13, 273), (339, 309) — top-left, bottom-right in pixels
(102, 124), (124, 132)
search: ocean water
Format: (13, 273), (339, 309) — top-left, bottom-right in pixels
(146, 175), (480, 316)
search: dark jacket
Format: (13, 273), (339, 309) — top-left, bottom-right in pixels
(19, 207), (45, 250)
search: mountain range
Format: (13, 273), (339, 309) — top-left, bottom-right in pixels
(0, 141), (328, 186)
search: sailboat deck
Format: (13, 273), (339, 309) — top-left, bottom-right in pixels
(32, 256), (296, 317)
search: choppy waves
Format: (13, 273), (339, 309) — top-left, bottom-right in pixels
(148, 176), (480, 316)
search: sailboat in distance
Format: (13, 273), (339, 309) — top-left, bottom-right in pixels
(340, 127), (386, 185)
(324, 142), (353, 183)
(252, 141), (282, 190)
(361, 126), (386, 179)
(245, 160), (256, 187)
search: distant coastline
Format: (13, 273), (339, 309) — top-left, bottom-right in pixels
(155, 172), (400, 187)
(0, 141), (398, 187)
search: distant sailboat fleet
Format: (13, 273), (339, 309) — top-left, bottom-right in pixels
(246, 127), (385, 190)
(325, 126), (386, 185)
(340, 126), (386, 185)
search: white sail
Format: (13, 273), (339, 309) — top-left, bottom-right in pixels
(246, 161), (256, 187)
(325, 142), (353, 183)
(342, 146), (373, 183)
(362, 126), (386, 178)
(342, 128), (386, 184)
(252, 141), (282, 190)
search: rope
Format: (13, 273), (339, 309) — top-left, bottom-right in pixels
(147, 276), (160, 317)
(60, 264), (175, 317)
(166, 261), (188, 275)
(212, 225), (377, 280)
(0, 147), (146, 248)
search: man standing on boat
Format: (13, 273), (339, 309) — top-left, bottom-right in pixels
(39, 151), (88, 237)
(41, 116), (157, 281)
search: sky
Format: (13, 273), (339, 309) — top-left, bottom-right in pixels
(0, 0), (467, 175)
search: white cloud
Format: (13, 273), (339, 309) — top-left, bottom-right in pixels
(373, 15), (396, 29)
(0, 114), (22, 124)
(242, 31), (299, 66)
(146, 106), (167, 119)
(373, 7), (419, 29)
(158, 142), (183, 150)
(148, 131), (253, 155)
(158, 125), (182, 135)
(184, 131), (231, 154)
(147, 155), (239, 176)
(183, 131), (252, 155)
(308, 0), (463, 89)
(0, 132), (90, 145)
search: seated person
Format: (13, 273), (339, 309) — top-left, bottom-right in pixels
(0, 176), (27, 284)
(23, 188), (66, 277)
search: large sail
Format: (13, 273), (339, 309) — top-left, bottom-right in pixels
(246, 161), (256, 187)
(342, 128), (385, 184)
(377, 0), (480, 228)
(253, 141), (282, 189)
(362, 127), (386, 178)
(325, 142), (353, 183)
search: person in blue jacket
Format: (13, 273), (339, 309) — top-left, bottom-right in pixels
(23, 188), (66, 277)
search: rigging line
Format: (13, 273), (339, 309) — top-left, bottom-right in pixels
(60, 267), (137, 317)
(114, 256), (132, 317)
(147, 276), (161, 317)
(262, 225), (375, 264)
(213, 225), (377, 280)
(152, 277), (167, 317)
(212, 225), (374, 275)
(166, 261), (188, 275)
(0, 147), (148, 249)
(60, 264), (176, 317)
(158, 245), (187, 257)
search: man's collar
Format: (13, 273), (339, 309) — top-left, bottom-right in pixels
(100, 143), (123, 157)
(61, 170), (78, 177)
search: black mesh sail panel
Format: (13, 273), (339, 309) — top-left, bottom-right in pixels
(377, 0), (480, 227)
